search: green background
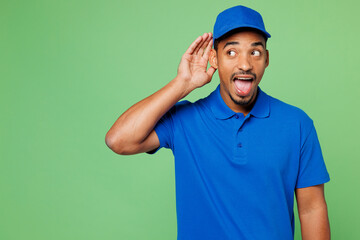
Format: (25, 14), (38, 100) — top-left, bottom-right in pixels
(1, 0), (359, 239)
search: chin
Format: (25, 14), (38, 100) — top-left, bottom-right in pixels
(230, 89), (257, 106)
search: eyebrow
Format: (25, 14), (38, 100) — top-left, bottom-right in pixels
(223, 41), (239, 49)
(223, 41), (265, 49)
(251, 41), (265, 48)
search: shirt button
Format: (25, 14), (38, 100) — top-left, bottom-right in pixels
(235, 115), (239, 119)
(237, 143), (242, 148)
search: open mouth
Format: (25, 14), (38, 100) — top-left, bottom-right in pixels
(233, 76), (254, 96)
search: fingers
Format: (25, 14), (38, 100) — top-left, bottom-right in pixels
(202, 38), (213, 60)
(207, 66), (216, 78)
(202, 32), (213, 52)
(193, 33), (210, 54)
(185, 36), (203, 55)
(185, 32), (213, 56)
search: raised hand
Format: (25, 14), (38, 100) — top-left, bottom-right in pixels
(106, 34), (216, 155)
(177, 32), (216, 91)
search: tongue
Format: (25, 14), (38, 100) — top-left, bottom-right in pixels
(234, 80), (252, 95)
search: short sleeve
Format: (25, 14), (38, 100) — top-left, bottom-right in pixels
(296, 124), (330, 188)
(146, 105), (176, 154)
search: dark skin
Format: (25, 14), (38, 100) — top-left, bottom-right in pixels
(209, 31), (269, 115)
(211, 30), (330, 239)
(106, 31), (330, 239)
(295, 184), (331, 239)
(105, 33), (215, 155)
(210, 30), (330, 239)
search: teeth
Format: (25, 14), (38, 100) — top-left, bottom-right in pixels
(235, 77), (252, 80)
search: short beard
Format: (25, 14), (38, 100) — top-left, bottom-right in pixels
(229, 89), (258, 106)
(229, 71), (258, 106)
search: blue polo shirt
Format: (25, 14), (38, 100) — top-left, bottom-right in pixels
(150, 85), (330, 240)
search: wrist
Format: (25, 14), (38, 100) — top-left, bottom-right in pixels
(171, 75), (196, 99)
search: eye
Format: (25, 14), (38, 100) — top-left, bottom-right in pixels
(252, 50), (261, 56)
(227, 50), (236, 56)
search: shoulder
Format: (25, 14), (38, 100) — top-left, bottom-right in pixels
(167, 99), (197, 119)
(268, 94), (313, 124)
(172, 91), (214, 114)
(172, 99), (193, 112)
(265, 93), (314, 136)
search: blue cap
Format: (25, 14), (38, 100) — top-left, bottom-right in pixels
(213, 5), (271, 41)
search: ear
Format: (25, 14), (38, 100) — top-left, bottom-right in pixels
(209, 49), (218, 69)
(265, 50), (269, 68)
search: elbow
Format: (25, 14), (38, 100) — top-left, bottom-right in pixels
(105, 131), (126, 155)
(105, 131), (138, 155)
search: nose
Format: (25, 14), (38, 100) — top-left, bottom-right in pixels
(237, 55), (253, 72)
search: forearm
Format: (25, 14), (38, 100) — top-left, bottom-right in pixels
(105, 32), (214, 154)
(299, 205), (330, 240)
(105, 76), (193, 153)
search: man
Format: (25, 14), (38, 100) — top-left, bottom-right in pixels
(106, 5), (330, 240)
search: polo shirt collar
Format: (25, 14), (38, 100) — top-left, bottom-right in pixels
(249, 86), (270, 118)
(208, 85), (270, 119)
